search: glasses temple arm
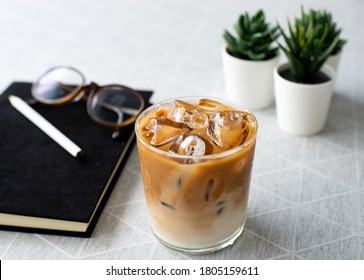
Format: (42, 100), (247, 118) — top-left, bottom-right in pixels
(26, 98), (41, 107)
(97, 102), (140, 117)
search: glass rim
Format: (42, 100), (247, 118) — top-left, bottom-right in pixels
(135, 96), (258, 160)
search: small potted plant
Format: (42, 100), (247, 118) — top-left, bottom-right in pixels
(222, 9), (280, 110)
(273, 7), (341, 135)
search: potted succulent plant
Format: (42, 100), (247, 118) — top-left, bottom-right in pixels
(222, 9), (280, 110)
(273, 7), (341, 135)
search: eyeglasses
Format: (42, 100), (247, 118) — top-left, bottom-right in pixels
(31, 65), (145, 139)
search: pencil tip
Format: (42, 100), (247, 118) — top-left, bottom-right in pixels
(76, 150), (85, 159)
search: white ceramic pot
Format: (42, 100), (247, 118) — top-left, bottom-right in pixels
(221, 46), (279, 110)
(273, 63), (335, 136)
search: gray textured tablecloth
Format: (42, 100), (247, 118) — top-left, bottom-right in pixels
(0, 0), (363, 260)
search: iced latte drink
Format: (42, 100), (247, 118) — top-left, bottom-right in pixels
(135, 98), (257, 253)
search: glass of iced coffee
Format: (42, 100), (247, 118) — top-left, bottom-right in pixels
(135, 97), (257, 254)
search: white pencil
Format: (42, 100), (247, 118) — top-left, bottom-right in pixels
(8, 95), (84, 159)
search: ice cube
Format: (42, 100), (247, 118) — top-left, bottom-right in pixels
(207, 111), (250, 149)
(167, 100), (208, 129)
(196, 99), (231, 115)
(169, 134), (213, 156)
(143, 118), (190, 146)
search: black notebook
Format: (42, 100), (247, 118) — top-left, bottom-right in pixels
(0, 82), (152, 237)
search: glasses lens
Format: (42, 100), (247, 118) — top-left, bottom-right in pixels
(33, 66), (85, 103)
(90, 86), (144, 127)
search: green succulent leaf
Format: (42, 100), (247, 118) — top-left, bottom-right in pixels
(251, 31), (270, 45)
(273, 28), (290, 54)
(246, 51), (266, 60)
(286, 51), (306, 80)
(235, 15), (245, 37)
(243, 12), (250, 32)
(317, 23), (329, 50)
(253, 41), (271, 53)
(237, 39), (250, 50)
(306, 11), (315, 46)
(320, 34), (340, 60)
(250, 22), (261, 33)
(287, 21), (300, 53)
(270, 25), (280, 35)
(265, 47), (279, 59)
(253, 9), (264, 22)
(223, 31), (237, 47)
(313, 25), (324, 38)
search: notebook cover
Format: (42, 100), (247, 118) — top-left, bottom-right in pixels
(0, 82), (152, 237)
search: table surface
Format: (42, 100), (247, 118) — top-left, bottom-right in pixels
(0, 0), (363, 260)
